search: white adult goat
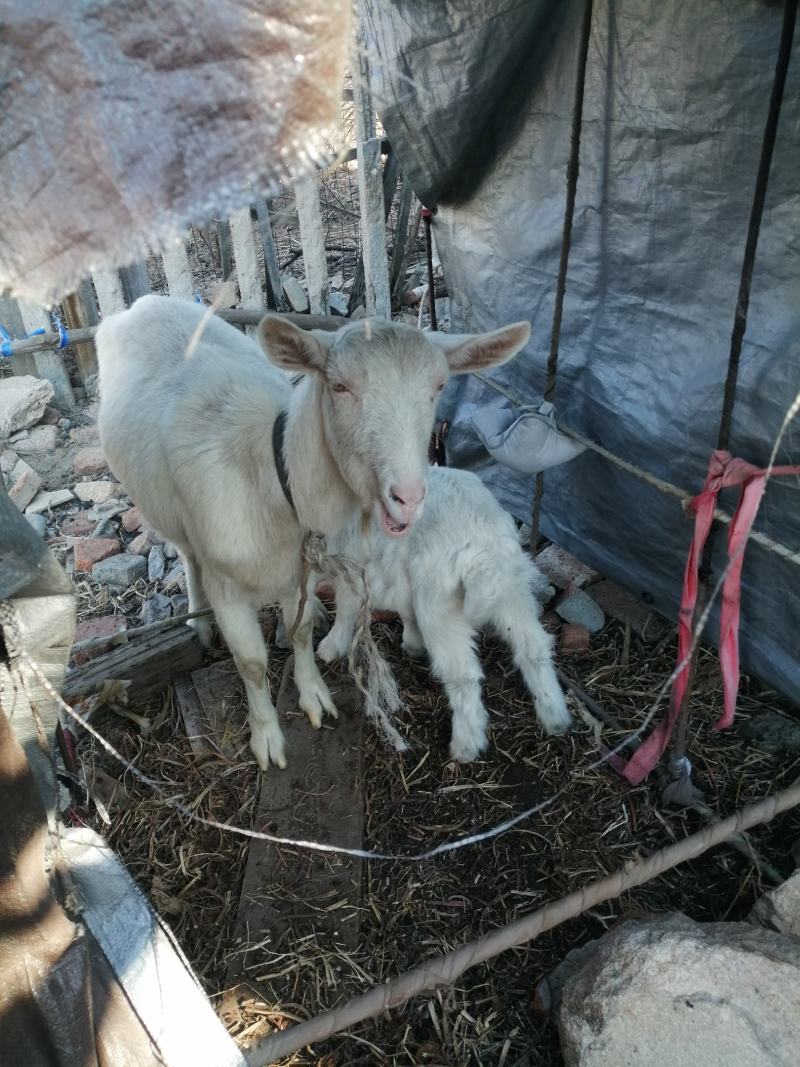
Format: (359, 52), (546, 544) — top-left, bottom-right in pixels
(319, 466), (571, 761)
(96, 296), (530, 770)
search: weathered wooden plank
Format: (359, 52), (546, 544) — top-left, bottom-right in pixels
(229, 205), (263, 335)
(161, 236), (195, 301)
(294, 173), (329, 316)
(92, 268), (127, 318)
(62, 285), (99, 381)
(118, 262), (151, 305)
(348, 146), (399, 315)
(190, 660), (249, 761)
(356, 137), (392, 319)
(63, 626), (202, 704)
(216, 219), (233, 281)
(0, 294), (37, 376)
(390, 175), (414, 299)
(16, 297), (75, 409)
(254, 200), (284, 309)
(173, 672), (212, 757)
(226, 657), (365, 982)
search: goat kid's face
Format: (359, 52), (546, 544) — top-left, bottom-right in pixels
(258, 316), (531, 538)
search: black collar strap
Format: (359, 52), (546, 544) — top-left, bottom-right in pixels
(272, 410), (296, 515)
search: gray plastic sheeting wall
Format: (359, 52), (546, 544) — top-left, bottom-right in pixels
(364, 0), (800, 703)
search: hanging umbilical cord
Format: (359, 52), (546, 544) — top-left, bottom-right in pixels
(670, 0), (798, 774)
(530, 0), (594, 549)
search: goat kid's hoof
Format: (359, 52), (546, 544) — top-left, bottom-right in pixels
(317, 633), (348, 664)
(250, 727), (288, 771)
(188, 617), (214, 649)
(299, 682), (339, 729)
(448, 734), (488, 764)
(401, 639), (426, 660)
(537, 694), (573, 736)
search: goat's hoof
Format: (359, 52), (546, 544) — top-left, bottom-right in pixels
(448, 735), (488, 764)
(537, 694), (573, 736)
(299, 681), (339, 728)
(317, 633), (347, 664)
(188, 617), (214, 648)
(250, 727), (288, 771)
(401, 640), (426, 660)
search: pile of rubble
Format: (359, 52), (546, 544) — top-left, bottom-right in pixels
(2, 374), (187, 669)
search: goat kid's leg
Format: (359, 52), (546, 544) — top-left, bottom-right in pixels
(494, 594), (572, 735)
(182, 550), (213, 647)
(282, 587), (339, 728)
(317, 579), (359, 664)
(400, 614), (426, 659)
(210, 596), (286, 771)
(416, 608), (489, 763)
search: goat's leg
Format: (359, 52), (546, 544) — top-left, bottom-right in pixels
(493, 593), (571, 735)
(416, 607), (489, 762)
(182, 550), (213, 647)
(209, 596), (286, 771)
(282, 586), (339, 728)
(317, 579), (359, 664)
(400, 614), (426, 659)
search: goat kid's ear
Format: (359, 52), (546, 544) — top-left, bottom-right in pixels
(429, 321), (531, 375)
(257, 314), (330, 373)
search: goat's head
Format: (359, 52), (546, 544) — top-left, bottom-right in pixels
(258, 316), (530, 537)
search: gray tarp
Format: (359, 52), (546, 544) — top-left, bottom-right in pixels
(364, 0), (800, 703)
(0, 0), (351, 304)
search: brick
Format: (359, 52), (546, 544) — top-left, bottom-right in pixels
(72, 615), (127, 666)
(121, 506), (143, 533)
(588, 580), (666, 642)
(61, 512), (96, 536)
(25, 488), (74, 514)
(560, 623), (591, 656)
(8, 459), (42, 511)
(535, 544), (598, 592)
(127, 530), (156, 554)
(73, 447), (108, 477)
(74, 537), (121, 572)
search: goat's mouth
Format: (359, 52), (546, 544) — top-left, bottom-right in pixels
(380, 504), (411, 539)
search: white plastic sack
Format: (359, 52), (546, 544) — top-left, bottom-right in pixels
(471, 398), (585, 475)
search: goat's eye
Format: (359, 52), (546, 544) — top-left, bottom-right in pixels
(331, 382), (351, 395)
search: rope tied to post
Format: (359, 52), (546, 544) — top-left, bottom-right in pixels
(291, 530), (408, 753)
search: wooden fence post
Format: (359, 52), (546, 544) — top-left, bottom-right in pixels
(16, 298), (75, 410)
(229, 205), (264, 334)
(118, 262), (151, 306)
(356, 139), (392, 319)
(294, 173), (330, 316)
(161, 236), (195, 301)
(61, 282), (99, 382)
(0, 295), (37, 377)
(254, 201), (284, 310)
(92, 269), (127, 318)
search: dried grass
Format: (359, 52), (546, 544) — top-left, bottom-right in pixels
(77, 610), (800, 1067)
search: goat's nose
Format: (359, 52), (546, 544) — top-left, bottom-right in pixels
(389, 482), (426, 510)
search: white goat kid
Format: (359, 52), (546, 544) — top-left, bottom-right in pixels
(96, 296), (530, 770)
(319, 466), (572, 761)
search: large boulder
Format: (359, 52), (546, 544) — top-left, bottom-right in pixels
(750, 871), (800, 940)
(552, 912), (800, 1067)
(0, 376), (54, 437)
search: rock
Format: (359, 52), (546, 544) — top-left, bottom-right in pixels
(25, 488), (74, 514)
(25, 513), (47, 537)
(0, 375), (54, 436)
(10, 424), (58, 454)
(148, 542), (166, 581)
(86, 496), (126, 518)
(561, 623), (591, 655)
(58, 417), (71, 430)
(140, 593), (173, 626)
(556, 590), (605, 634)
(535, 544), (598, 592)
(85, 400), (100, 422)
(73, 537), (121, 573)
(72, 615), (127, 666)
(589, 579), (665, 642)
(170, 593), (189, 615)
(350, 305), (367, 320)
(41, 406), (61, 426)
(281, 275), (309, 312)
(127, 530), (155, 554)
(121, 506), (143, 533)
(750, 871), (800, 939)
(91, 553), (147, 591)
(163, 561), (185, 591)
(0, 448), (18, 476)
(74, 480), (118, 504)
(742, 710), (800, 753)
(72, 447), (108, 477)
(329, 291), (349, 315)
(7, 458), (42, 511)
(554, 913), (800, 1067)
(163, 541), (178, 560)
(69, 426), (99, 445)
(61, 512), (96, 537)
(84, 373), (99, 399)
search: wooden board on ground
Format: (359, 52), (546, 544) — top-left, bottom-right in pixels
(64, 626), (202, 704)
(226, 657), (365, 983)
(188, 660), (249, 761)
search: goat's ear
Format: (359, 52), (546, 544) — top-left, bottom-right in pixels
(257, 314), (330, 373)
(429, 321), (531, 375)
